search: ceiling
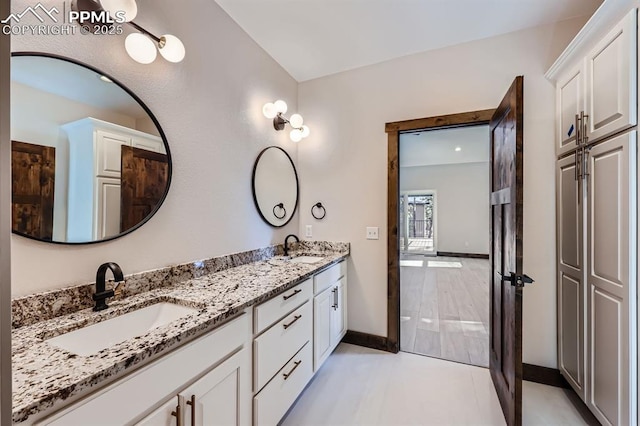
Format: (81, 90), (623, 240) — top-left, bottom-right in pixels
(215, 0), (602, 82)
(399, 126), (489, 167)
(11, 56), (148, 118)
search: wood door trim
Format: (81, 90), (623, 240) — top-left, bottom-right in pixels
(385, 108), (496, 353)
(385, 109), (495, 133)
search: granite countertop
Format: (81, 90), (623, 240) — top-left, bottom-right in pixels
(12, 248), (348, 423)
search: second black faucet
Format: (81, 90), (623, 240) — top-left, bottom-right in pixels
(284, 234), (299, 257)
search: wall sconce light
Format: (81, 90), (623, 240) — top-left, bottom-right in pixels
(72, 0), (185, 64)
(262, 100), (310, 142)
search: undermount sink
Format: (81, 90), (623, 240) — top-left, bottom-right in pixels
(288, 255), (324, 264)
(46, 302), (198, 356)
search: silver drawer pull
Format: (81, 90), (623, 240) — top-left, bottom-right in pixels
(283, 315), (302, 329)
(283, 289), (302, 300)
(283, 360), (302, 380)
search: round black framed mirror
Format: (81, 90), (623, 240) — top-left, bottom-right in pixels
(10, 52), (172, 244)
(252, 146), (299, 227)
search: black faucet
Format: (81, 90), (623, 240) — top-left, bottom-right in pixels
(284, 234), (300, 257)
(93, 262), (124, 312)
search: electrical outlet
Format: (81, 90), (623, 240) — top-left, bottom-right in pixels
(305, 225), (313, 238)
(366, 227), (379, 240)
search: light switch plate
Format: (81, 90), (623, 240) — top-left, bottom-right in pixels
(366, 227), (379, 240)
(305, 225), (313, 238)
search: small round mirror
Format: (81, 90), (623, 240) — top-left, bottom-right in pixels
(252, 146), (299, 227)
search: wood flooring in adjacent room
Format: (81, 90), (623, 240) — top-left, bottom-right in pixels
(282, 343), (590, 426)
(400, 255), (490, 367)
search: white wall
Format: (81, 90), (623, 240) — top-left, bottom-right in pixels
(297, 17), (588, 368)
(11, 82), (139, 241)
(11, 0), (299, 296)
(401, 162), (490, 254)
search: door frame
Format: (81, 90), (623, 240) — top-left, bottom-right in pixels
(400, 190), (438, 255)
(385, 109), (495, 352)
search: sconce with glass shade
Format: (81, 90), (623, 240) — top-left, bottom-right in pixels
(263, 100), (310, 142)
(72, 0), (185, 64)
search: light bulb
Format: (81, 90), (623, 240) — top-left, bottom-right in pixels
(301, 125), (310, 138)
(262, 103), (277, 119)
(290, 129), (303, 142)
(289, 114), (304, 128)
(159, 34), (186, 63)
(125, 33), (157, 64)
(100, 0), (137, 22)
(274, 100), (288, 114)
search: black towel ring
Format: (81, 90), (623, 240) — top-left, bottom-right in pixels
(311, 202), (326, 220)
(273, 203), (286, 219)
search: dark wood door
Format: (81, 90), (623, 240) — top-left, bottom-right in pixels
(120, 145), (169, 233)
(489, 76), (526, 426)
(11, 141), (55, 240)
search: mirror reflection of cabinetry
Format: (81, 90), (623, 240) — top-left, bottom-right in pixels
(62, 118), (167, 242)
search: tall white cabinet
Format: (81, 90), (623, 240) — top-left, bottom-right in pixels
(550, 7), (638, 426)
(61, 118), (164, 242)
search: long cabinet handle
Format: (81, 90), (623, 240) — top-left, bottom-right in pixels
(574, 113), (581, 146)
(283, 289), (302, 300)
(331, 288), (337, 310)
(186, 395), (196, 426)
(283, 315), (302, 329)
(283, 360), (302, 380)
(582, 113), (589, 146)
(171, 395), (184, 426)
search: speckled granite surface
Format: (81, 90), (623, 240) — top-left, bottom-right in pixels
(12, 242), (349, 424)
(12, 241), (348, 329)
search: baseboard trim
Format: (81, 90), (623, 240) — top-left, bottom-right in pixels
(522, 363), (570, 388)
(523, 364), (600, 426)
(342, 330), (393, 352)
(436, 251), (490, 259)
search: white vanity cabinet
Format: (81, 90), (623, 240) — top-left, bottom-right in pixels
(61, 117), (165, 242)
(313, 261), (347, 371)
(252, 279), (314, 426)
(37, 312), (252, 426)
(139, 347), (250, 426)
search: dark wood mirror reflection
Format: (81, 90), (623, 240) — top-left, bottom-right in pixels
(10, 53), (171, 244)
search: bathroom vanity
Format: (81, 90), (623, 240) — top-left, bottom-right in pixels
(11, 243), (349, 425)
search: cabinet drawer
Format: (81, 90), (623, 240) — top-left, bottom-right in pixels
(254, 302), (312, 392)
(314, 261), (346, 294)
(253, 342), (313, 426)
(39, 313), (250, 425)
(254, 279), (312, 334)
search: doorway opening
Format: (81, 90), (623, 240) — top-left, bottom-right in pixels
(400, 191), (436, 255)
(398, 125), (491, 367)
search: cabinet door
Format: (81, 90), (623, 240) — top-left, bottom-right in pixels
(96, 130), (130, 177)
(137, 395), (181, 426)
(95, 177), (121, 240)
(331, 278), (347, 347)
(313, 287), (333, 371)
(585, 10), (637, 143)
(556, 62), (584, 157)
(556, 155), (585, 399)
(180, 348), (250, 426)
(586, 131), (636, 426)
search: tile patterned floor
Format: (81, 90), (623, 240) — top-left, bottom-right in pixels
(282, 343), (589, 425)
(400, 255), (490, 367)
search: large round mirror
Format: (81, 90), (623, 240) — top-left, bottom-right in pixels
(10, 53), (172, 244)
(252, 146), (299, 227)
